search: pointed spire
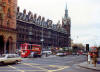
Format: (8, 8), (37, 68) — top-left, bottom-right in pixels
(65, 3), (68, 17)
(65, 3), (67, 11)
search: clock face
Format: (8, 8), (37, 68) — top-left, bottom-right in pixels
(63, 19), (67, 25)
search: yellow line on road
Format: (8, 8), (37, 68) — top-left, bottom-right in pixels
(0, 70), (45, 71)
(23, 63), (70, 72)
(49, 65), (66, 68)
(0, 70), (16, 71)
(48, 66), (70, 72)
(0, 67), (10, 68)
(0, 63), (70, 72)
(8, 65), (24, 72)
(23, 63), (48, 71)
(23, 63), (40, 65)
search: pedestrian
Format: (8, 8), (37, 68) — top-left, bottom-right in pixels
(92, 52), (97, 67)
(45, 53), (48, 57)
(87, 52), (91, 64)
(31, 52), (34, 58)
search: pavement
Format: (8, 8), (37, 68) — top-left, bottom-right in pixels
(78, 58), (100, 71)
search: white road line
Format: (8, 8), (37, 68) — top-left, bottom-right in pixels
(8, 65), (24, 72)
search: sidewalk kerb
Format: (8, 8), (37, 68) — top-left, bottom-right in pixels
(78, 62), (100, 71)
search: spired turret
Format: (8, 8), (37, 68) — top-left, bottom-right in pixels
(62, 3), (71, 47)
(65, 3), (68, 18)
(62, 3), (71, 34)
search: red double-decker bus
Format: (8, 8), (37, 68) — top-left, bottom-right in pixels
(20, 43), (42, 58)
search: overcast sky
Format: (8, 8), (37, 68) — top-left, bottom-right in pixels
(18, 0), (100, 46)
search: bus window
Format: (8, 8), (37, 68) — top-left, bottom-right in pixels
(28, 45), (32, 50)
(30, 45), (32, 50)
(28, 45), (30, 50)
(32, 45), (40, 48)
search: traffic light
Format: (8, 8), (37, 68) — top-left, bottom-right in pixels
(86, 44), (89, 52)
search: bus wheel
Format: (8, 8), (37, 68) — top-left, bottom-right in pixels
(38, 55), (41, 57)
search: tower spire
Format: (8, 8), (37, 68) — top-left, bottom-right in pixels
(65, 3), (68, 17)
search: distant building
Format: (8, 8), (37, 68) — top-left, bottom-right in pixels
(16, 5), (71, 50)
(62, 4), (71, 48)
(0, 0), (17, 53)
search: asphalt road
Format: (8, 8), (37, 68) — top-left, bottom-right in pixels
(0, 55), (99, 72)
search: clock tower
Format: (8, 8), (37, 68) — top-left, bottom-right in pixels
(62, 4), (71, 47)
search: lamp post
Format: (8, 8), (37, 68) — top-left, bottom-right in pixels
(41, 22), (44, 51)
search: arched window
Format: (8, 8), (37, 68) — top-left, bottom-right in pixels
(7, 20), (10, 27)
(7, 8), (11, 18)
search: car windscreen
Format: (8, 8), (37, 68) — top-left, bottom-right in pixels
(0, 55), (6, 58)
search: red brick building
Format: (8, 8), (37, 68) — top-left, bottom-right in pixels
(0, 0), (17, 54)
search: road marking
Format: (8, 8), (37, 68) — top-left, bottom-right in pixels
(0, 70), (17, 71)
(48, 66), (70, 72)
(0, 70), (46, 71)
(23, 63), (40, 65)
(49, 65), (65, 67)
(23, 63), (48, 71)
(8, 65), (24, 72)
(0, 67), (10, 68)
(23, 63), (70, 72)
(0, 63), (70, 72)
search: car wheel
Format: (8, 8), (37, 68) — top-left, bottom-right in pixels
(15, 60), (18, 64)
(0, 62), (4, 65)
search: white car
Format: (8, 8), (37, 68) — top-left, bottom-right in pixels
(56, 53), (65, 56)
(42, 51), (52, 55)
(0, 54), (22, 65)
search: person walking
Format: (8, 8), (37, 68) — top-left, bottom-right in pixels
(31, 52), (34, 58)
(92, 52), (97, 67)
(87, 52), (91, 64)
(45, 53), (48, 57)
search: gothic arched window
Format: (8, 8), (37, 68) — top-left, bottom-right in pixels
(7, 8), (11, 18)
(7, 20), (10, 27)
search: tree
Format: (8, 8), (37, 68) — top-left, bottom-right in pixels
(72, 43), (85, 52)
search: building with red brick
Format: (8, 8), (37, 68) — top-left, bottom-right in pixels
(0, 0), (17, 54)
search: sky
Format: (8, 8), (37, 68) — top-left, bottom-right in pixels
(18, 0), (100, 46)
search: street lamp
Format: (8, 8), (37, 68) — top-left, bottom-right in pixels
(41, 22), (44, 51)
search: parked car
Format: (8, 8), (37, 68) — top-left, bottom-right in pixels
(0, 54), (22, 65)
(56, 52), (65, 56)
(42, 51), (52, 55)
(82, 52), (87, 55)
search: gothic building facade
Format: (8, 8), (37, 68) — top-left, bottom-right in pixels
(16, 5), (71, 50)
(0, 0), (17, 53)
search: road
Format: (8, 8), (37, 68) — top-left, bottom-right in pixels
(0, 55), (99, 72)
